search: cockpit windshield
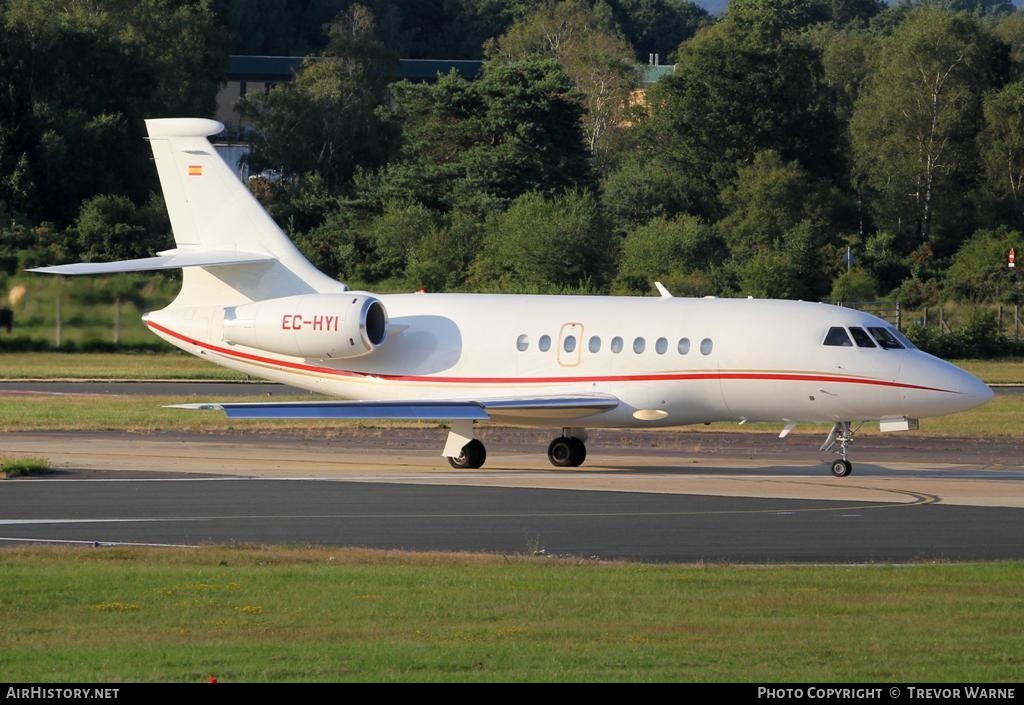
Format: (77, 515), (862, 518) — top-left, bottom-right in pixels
(867, 326), (904, 349)
(823, 326), (853, 346)
(887, 327), (917, 350)
(848, 326), (876, 348)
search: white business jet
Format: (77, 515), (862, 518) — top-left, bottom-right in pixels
(31, 119), (993, 477)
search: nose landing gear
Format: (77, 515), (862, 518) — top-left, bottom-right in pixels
(821, 421), (858, 477)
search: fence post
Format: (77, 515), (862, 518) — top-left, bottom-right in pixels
(113, 295), (121, 349)
(54, 278), (63, 348)
(896, 301), (902, 331)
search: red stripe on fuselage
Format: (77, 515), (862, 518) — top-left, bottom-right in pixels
(145, 319), (955, 393)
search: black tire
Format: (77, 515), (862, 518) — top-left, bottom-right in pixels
(548, 436), (586, 467)
(448, 439), (486, 469)
(830, 459), (852, 478)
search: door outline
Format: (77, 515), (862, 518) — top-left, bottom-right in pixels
(557, 322), (583, 367)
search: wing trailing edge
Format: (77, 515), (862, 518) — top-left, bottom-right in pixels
(168, 395), (620, 421)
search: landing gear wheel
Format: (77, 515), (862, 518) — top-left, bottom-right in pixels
(448, 439), (486, 469)
(547, 436), (586, 467)
(831, 459), (852, 478)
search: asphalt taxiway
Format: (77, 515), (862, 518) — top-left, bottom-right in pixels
(2, 428), (1022, 562)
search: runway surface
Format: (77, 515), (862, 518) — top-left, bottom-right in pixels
(2, 476), (1022, 562)
(2, 428), (1022, 563)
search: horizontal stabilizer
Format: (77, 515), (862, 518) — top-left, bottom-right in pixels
(168, 395), (619, 421)
(28, 250), (274, 276)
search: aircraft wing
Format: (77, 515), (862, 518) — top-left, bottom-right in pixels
(168, 395), (619, 422)
(27, 249), (274, 275)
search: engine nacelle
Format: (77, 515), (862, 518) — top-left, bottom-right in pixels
(222, 294), (388, 359)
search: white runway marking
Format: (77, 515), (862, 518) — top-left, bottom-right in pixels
(0, 536), (198, 548)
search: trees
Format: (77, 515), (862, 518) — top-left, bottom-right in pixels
(606, 0), (709, 62)
(486, 0), (640, 155)
(614, 214), (725, 295)
(850, 7), (1000, 256)
(371, 58), (594, 215)
(0, 0), (226, 225)
(241, 4), (397, 192)
(470, 190), (615, 293)
(637, 3), (840, 203)
(978, 80), (1024, 227)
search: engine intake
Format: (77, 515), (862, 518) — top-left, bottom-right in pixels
(223, 294), (388, 359)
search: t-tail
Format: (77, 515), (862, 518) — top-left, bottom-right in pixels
(30, 118), (345, 307)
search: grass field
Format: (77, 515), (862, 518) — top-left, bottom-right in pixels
(0, 352), (246, 380)
(0, 547), (1020, 682)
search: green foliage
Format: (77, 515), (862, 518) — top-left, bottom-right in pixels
(373, 58), (594, 215)
(486, 0), (641, 155)
(851, 7), (1000, 254)
(719, 151), (837, 299)
(638, 11), (840, 202)
(600, 157), (714, 233)
(908, 309), (1023, 358)
(241, 5), (397, 192)
(1, 457), (50, 477)
(607, 0), (709, 62)
(945, 228), (1024, 304)
(614, 214), (726, 294)
(470, 190), (614, 292)
(0, 0), (227, 225)
(406, 212), (484, 292)
(70, 194), (171, 263)
(830, 267), (879, 302)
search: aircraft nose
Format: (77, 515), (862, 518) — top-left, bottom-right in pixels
(941, 362), (994, 414)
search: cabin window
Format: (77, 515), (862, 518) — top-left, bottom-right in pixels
(867, 327), (904, 350)
(516, 334), (529, 352)
(588, 336), (601, 353)
(848, 327), (876, 348)
(677, 338), (690, 355)
(610, 336), (623, 353)
(633, 337), (646, 354)
(563, 335), (577, 353)
(539, 334), (551, 352)
(655, 337), (668, 354)
(823, 327), (853, 347)
(700, 338), (713, 355)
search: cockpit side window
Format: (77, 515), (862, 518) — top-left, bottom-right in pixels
(867, 326), (904, 349)
(848, 326), (877, 348)
(823, 327), (853, 347)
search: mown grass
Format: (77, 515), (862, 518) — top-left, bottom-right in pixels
(0, 395), (429, 433)
(950, 359), (1024, 385)
(0, 353), (246, 380)
(0, 547), (1020, 682)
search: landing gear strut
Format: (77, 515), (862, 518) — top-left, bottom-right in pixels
(821, 421), (857, 477)
(547, 430), (587, 467)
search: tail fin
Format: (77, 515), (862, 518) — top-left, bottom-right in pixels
(144, 118), (344, 305)
(31, 119), (345, 307)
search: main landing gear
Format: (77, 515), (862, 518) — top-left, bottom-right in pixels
(821, 421), (858, 477)
(443, 424), (589, 469)
(447, 438), (486, 469)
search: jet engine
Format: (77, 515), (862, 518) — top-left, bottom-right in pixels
(222, 293), (388, 359)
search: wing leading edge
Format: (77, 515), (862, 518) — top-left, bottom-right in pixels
(168, 395), (620, 422)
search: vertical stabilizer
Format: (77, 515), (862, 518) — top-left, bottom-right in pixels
(144, 118), (344, 305)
